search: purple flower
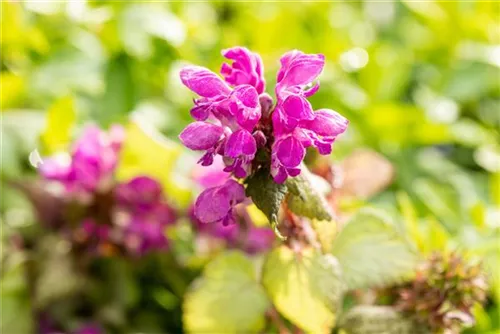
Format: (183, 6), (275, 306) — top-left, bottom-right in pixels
(179, 65), (261, 176)
(40, 125), (124, 194)
(243, 227), (275, 254)
(180, 46), (349, 214)
(221, 47), (266, 94)
(223, 129), (257, 178)
(115, 176), (163, 212)
(115, 176), (176, 255)
(74, 324), (103, 334)
(194, 179), (245, 225)
(192, 156), (230, 189)
(179, 121), (224, 151)
(270, 51), (348, 183)
(271, 109), (348, 183)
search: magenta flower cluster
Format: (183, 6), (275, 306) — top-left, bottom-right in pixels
(190, 159), (275, 254)
(40, 125), (176, 256)
(179, 47), (348, 224)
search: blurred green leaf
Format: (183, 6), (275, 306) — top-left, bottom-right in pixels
(95, 55), (135, 126)
(420, 216), (450, 254)
(0, 72), (25, 109)
(311, 219), (337, 254)
(331, 209), (419, 290)
(183, 251), (269, 334)
(0, 274), (33, 334)
(34, 236), (83, 308)
(263, 246), (344, 333)
(339, 305), (425, 334)
(40, 96), (76, 154)
(116, 120), (192, 208)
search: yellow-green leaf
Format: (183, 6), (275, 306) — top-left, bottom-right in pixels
(311, 219), (337, 253)
(331, 209), (419, 290)
(40, 96), (76, 154)
(420, 216), (450, 254)
(183, 251), (269, 334)
(262, 246), (344, 333)
(397, 191), (424, 252)
(116, 120), (191, 208)
(339, 305), (428, 334)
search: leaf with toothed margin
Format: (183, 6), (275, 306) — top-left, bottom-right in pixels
(245, 168), (287, 239)
(286, 164), (333, 221)
(331, 208), (420, 290)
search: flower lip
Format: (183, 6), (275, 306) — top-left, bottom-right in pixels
(224, 129), (257, 158)
(221, 46), (266, 94)
(275, 135), (305, 168)
(180, 65), (231, 98)
(179, 121), (224, 151)
(194, 179), (245, 224)
(276, 51), (325, 89)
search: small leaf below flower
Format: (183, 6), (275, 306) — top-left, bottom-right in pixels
(286, 164), (333, 221)
(245, 168), (287, 239)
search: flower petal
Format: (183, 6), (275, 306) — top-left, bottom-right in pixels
(225, 129), (257, 158)
(277, 51), (325, 88)
(275, 135), (305, 168)
(179, 122), (224, 150)
(180, 65), (231, 98)
(231, 85), (261, 131)
(221, 47), (266, 94)
(282, 94), (314, 121)
(233, 84), (259, 108)
(301, 109), (349, 137)
(115, 176), (163, 209)
(194, 180), (245, 223)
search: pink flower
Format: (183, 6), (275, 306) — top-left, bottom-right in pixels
(40, 125), (124, 194)
(115, 176), (176, 255)
(221, 47), (266, 94)
(194, 179), (245, 225)
(179, 65), (261, 175)
(180, 46), (349, 221)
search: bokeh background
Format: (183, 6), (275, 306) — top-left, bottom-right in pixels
(2, 1), (500, 333)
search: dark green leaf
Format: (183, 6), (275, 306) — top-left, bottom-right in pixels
(246, 168), (287, 238)
(286, 165), (333, 221)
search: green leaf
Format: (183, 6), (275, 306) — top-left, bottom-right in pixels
(262, 246), (344, 333)
(1, 249), (33, 334)
(420, 216), (450, 254)
(339, 305), (429, 334)
(116, 120), (192, 208)
(183, 251), (269, 334)
(245, 168), (287, 238)
(331, 209), (419, 290)
(34, 236), (83, 308)
(286, 164), (333, 221)
(311, 219), (337, 254)
(95, 54), (135, 126)
(40, 96), (76, 154)
(397, 191), (424, 252)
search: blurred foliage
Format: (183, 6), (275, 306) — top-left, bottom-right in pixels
(1, 1), (500, 333)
